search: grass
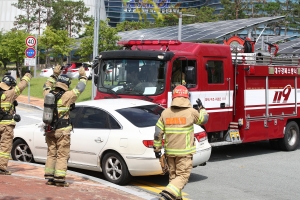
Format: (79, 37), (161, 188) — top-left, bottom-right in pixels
(21, 76), (93, 102)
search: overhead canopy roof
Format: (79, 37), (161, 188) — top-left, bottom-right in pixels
(118, 16), (285, 42)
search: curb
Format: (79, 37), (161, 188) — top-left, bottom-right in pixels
(18, 102), (43, 111)
(10, 160), (158, 200)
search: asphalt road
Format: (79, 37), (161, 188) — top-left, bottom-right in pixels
(16, 106), (300, 200)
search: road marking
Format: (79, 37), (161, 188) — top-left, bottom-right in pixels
(131, 180), (189, 200)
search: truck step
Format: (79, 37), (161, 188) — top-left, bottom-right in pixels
(210, 141), (242, 147)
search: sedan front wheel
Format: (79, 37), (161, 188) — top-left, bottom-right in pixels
(11, 139), (34, 163)
(101, 152), (131, 185)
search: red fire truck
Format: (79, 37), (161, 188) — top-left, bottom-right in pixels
(93, 38), (299, 151)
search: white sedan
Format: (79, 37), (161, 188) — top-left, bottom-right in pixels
(12, 99), (211, 185)
(39, 68), (53, 77)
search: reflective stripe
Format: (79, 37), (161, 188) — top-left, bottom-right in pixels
(0, 152), (10, 159)
(0, 120), (15, 124)
(164, 126), (193, 133)
(154, 140), (162, 147)
(45, 167), (55, 174)
(14, 86), (21, 95)
(165, 146), (196, 155)
(57, 99), (70, 118)
(47, 77), (56, 83)
(72, 88), (80, 97)
(1, 102), (13, 111)
(57, 125), (72, 131)
(166, 184), (181, 197)
(55, 170), (67, 177)
(156, 120), (164, 130)
(22, 76), (30, 82)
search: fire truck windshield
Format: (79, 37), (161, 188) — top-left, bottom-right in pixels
(98, 59), (167, 96)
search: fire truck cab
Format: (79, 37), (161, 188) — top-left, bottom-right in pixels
(93, 39), (300, 151)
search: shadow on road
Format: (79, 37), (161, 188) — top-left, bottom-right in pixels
(188, 172), (208, 183)
(209, 140), (300, 162)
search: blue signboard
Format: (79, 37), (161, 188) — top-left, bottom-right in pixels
(25, 47), (36, 58)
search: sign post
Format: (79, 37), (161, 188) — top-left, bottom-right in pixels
(25, 36), (37, 103)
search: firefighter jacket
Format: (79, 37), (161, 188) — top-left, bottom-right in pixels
(0, 73), (32, 125)
(43, 76), (87, 131)
(154, 97), (209, 156)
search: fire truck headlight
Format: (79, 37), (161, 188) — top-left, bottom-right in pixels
(157, 54), (164, 59)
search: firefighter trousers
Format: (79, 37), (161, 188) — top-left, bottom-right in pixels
(0, 125), (14, 171)
(164, 155), (193, 199)
(44, 128), (71, 179)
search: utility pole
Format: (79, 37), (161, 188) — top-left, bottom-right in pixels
(178, 12), (195, 41)
(92, 0), (101, 100)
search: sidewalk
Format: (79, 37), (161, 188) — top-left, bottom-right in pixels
(2, 95), (158, 200)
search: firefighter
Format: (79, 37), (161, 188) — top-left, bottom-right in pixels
(171, 60), (186, 87)
(43, 65), (87, 186)
(154, 85), (209, 200)
(0, 71), (32, 175)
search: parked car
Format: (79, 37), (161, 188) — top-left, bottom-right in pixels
(39, 67), (53, 77)
(12, 99), (211, 185)
(62, 62), (91, 79)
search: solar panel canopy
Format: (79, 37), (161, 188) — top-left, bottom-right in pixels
(118, 16), (285, 42)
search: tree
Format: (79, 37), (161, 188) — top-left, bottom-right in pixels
(12, 0), (38, 33)
(220, 0), (248, 20)
(39, 26), (75, 66)
(77, 19), (121, 61)
(50, 0), (91, 37)
(0, 31), (10, 70)
(1, 30), (30, 77)
(181, 7), (219, 24)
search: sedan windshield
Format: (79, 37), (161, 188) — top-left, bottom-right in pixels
(99, 59), (166, 96)
(116, 105), (164, 128)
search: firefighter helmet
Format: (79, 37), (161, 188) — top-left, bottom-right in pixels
(172, 85), (189, 99)
(2, 75), (17, 87)
(57, 75), (71, 86)
(56, 75), (71, 91)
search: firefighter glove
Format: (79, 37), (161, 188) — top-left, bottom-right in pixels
(155, 151), (162, 158)
(196, 98), (204, 109)
(78, 66), (87, 80)
(53, 65), (62, 76)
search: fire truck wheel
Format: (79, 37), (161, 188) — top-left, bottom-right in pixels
(279, 121), (300, 151)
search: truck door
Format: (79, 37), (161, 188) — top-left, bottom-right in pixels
(200, 58), (233, 132)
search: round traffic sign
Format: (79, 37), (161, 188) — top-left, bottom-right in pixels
(25, 47), (36, 58)
(25, 36), (36, 47)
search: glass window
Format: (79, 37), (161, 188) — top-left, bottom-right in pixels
(206, 61), (224, 84)
(69, 107), (81, 128)
(75, 107), (109, 129)
(116, 105), (164, 128)
(171, 59), (197, 89)
(100, 59), (166, 96)
(108, 115), (121, 129)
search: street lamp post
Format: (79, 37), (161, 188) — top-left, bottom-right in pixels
(92, 0), (101, 100)
(178, 12), (196, 41)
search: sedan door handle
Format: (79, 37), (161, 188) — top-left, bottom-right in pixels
(94, 137), (103, 143)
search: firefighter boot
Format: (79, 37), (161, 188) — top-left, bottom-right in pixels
(54, 176), (69, 187)
(46, 179), (55, 185)
(0, 169), (12, 175)
(159, 190), (176, 200)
